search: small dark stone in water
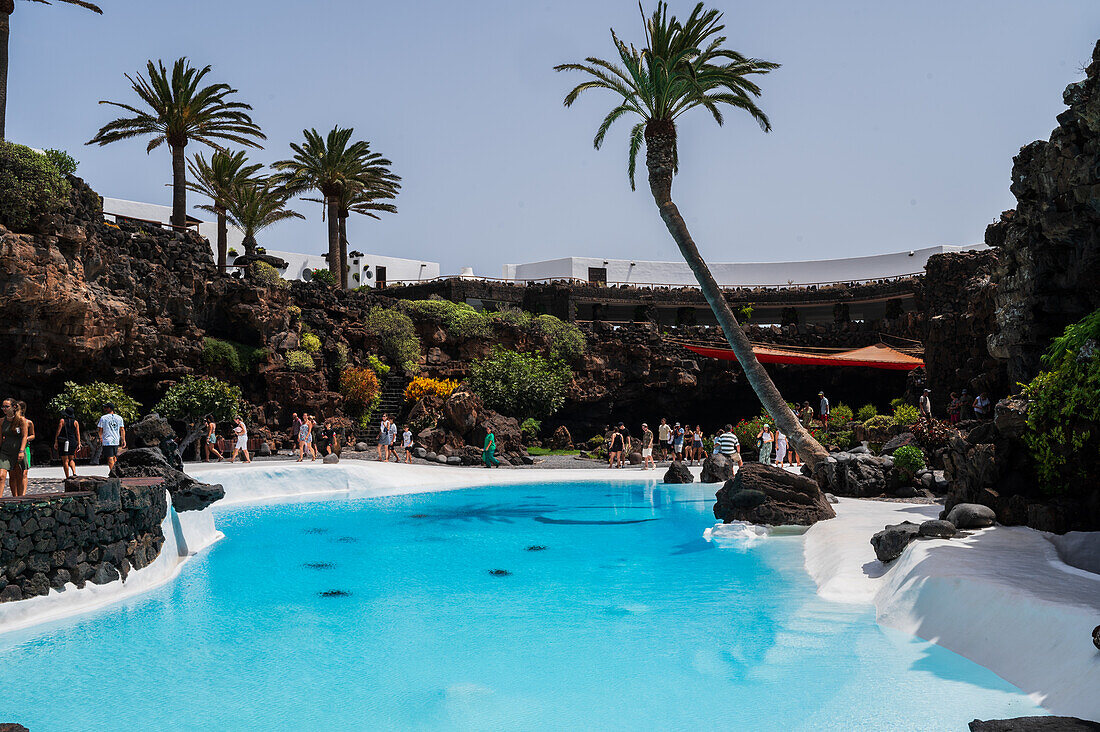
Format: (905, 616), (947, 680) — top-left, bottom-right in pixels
(488, 569), (511, 576)
(409, 514), (428, 518)
(335, 536), (358, 543)
(303, 562), (335, 570)
(319, 590), (350, 597)
(304, 528), (329, 534)
(525, 545), (548, 551)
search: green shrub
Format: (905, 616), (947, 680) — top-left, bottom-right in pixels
(738, 304), (754, 321)
(286, 350), (315, 372)
(520, 418), (541, 441)
(250, 260), (287, 289)
(0, 141), (71, 232)
(287, 305), (301, 320)
(863, 414), (893, 430)
(310, 268), (337, 286)
(48, 382), (141, 427)
(830, 430), (857, 450)
(154, 375), (244, 424)
(43, 148), (78, 176)
(403, 299), (491, 339)
(892, 404), (920, 427)
(893, 445), (925, 477)
(203, 337), (266, 375)
(890, 397), (906, 410)
(831, 403), (854, 423)
(300, 332), (321, 354)
(1024, 309), (1100, 496)
(532, 314), (586, 361)
(468, 346), (571, 420)
(366, 354), (390, 376)
(856, 404), (878, 422)
(363, 308), (420, 373)
(489, 305), (533, 328)
(228, 247), (239, 257)
(587, 435), (605, 450)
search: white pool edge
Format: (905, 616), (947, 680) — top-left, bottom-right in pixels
(804, 497), (1100, 721)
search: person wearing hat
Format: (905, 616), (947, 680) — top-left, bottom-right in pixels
(959, 389), (974, 421)
(818, 392), (830, 426)
(672, 422), (685, 461)
(97, 402), (126, 470)
(919, 388), (933, 422)
(54, 406), (82, 479)
(640, 422), (655, 470)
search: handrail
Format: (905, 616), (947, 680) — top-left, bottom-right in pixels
(381, 272), (922, 291)
(107, 213), (203, 234)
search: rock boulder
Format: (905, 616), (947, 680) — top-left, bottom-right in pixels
(110, 447), (225, 512)
(870, 522), (920, 562)
(714, 463), (835, 526)
(945, 502), (996, 529)
(699, 453), (735, 484)
(663, 461), (693, 484)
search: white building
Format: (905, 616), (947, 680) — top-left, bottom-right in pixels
(101, 197), (440, 288)
(502, 245), (985, 288)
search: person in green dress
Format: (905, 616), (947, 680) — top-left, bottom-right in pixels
(482, 428), (500, 468)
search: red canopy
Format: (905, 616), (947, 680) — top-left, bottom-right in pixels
(681, 342), (924, 371)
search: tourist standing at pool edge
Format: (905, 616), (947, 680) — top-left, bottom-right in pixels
(757, 423), (774, 465)
(97, 402), (125, 470)
(818, 392), (830, 426)
(657, 418), (670, 461)
(402, 425), (413, 463)
(230, 416), (251, 463)
(0, 398), (29, 497)
(54, 407), (81, 479)
(640, 423), (654, 470)
(482, 427), (500, 468)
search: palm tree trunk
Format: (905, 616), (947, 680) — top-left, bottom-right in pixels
(338, 209), (349, 289)
(170, 144), (188, 228)
(216, 205), (228, 271)
(326, 197), (340, 283)
(0, 7), (12, 141)
(644, 121), (828, 470)
(242, 234), (256, 257)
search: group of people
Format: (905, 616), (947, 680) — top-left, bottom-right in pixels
(0, 400), (129, 497)
(202, 415), (253, 463)
(944, 389), (993, 423)
(374, 414), (413, 463)
(288, 413), (345, 463)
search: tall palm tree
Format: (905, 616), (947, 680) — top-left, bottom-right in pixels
(556, 2), (828, 469)
(87, 58), (265, 229)
(186, 150), (263, 271)
(273, 127), (398, 288)
(0, 0), (102, 140)
(306, 176), (401, 284)
(219, 180), (303, 257)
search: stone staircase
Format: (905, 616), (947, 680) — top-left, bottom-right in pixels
(359, 375), (409, 443)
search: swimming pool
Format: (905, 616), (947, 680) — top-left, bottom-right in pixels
(0, 480), (1043, 730)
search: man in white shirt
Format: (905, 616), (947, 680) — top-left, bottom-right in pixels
(97, 402), (126, 470)
(818, 392), (830, 426)
(657, 418), (671, 461)
(919, 389), (933, 421)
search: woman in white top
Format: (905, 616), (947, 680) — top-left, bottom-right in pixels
(774, 430), (788, 468)
(756, 424), (774, 465)
(230, 416), (251, 463)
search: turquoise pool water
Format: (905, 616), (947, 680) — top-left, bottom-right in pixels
(0, 481), (1043, 730)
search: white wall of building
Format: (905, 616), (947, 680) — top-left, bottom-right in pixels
(503, 245), (985, 287)
(102, 197), (439, 289)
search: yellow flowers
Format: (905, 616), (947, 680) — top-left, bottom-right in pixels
(404, 376), (459, 404)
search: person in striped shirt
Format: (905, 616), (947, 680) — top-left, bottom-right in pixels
(713, 425), (742, 466)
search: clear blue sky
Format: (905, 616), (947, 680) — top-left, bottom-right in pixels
(13, 0), (1100, 275)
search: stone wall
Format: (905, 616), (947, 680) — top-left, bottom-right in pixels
(0, 479), (166, 603)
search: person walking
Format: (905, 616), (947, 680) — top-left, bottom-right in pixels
(401, 425), (413, 464)
(818, 392), (830, 426)
(640, 423), (655, 470)
(774, 429), (788, 469)
(229, 416), (251, 463)
(17, 402), (34, 495)
(974, 392), (991, 420)
(289, 412), (302, 456)
(657, 418), (671, 461)
(54, 407), (82, 479)
(482, 427), (501, 468)
(297, 414), (314, 462)
(0, 398), (29, 497)
(204, 415), (224, 462)
(959, 389), (974, 420)
(608, 426), (625, 468)
(919, 389), (933, 422)
(97, 402), (126, 470)
(377, 414), (391, 461)
(387, 419), (399, 462)
(756, 424), (775, 465)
